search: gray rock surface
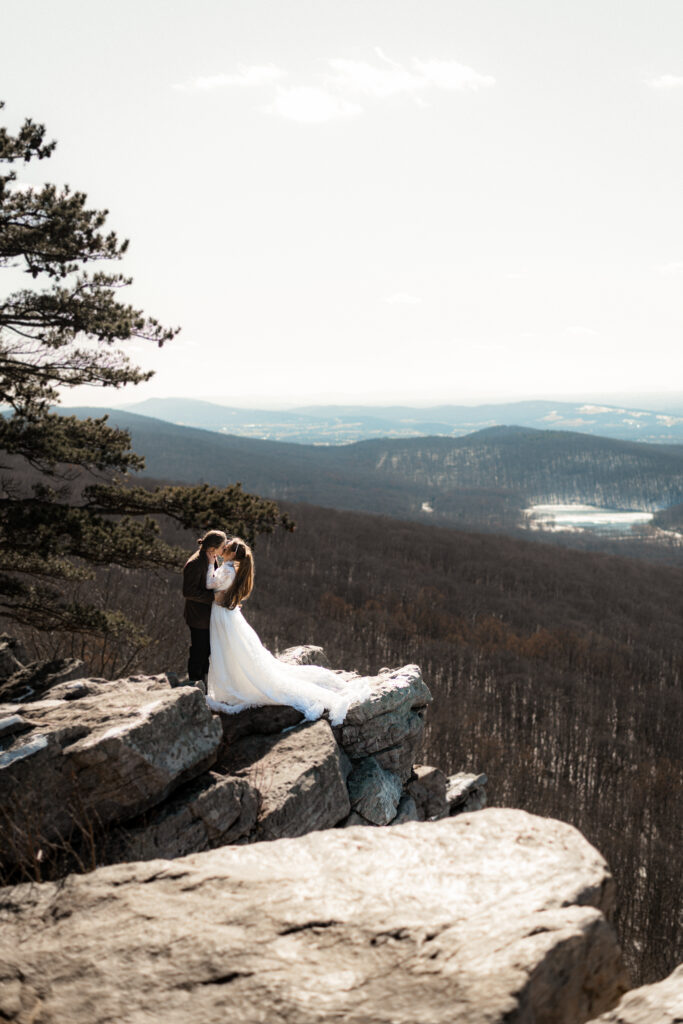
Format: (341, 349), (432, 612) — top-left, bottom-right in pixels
(341, 809), (374, 827)
(0, 809), (629, 1024)
(277, 644), (331, 668)
(587, 963), (683, 1023)
(342, 663), (431, 729)
(340, 664), (431, 783)
(0, 657), (85, 703)
(0, 715), (30, 741)
(100, 771), (259, 863)
(447, 771), (489, 814)
(390, 792), (419, 824)
(371, 711), (425, 782)
(218, 718), (351, 841)
(407, 764), (448, 820)
(211, 657), (433, 839)
(0, 678), (222, 866)
(216, 703), (304, 749)
(0, 652), (440, 874)
(347, 755), (403, 825)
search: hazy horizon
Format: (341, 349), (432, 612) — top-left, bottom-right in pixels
(105, 390), (683, 414)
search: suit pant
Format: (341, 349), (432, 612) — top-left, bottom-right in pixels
(187, 626), (210, 682)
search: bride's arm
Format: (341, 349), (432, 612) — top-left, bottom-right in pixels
(205, 562), (222, 590)
(206, 562), (234, 592)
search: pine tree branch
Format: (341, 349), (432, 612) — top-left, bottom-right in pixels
(0, 101), (295, 649)
(0, 415), (145, 472)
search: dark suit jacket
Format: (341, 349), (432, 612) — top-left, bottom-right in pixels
(183, 549), (215, 629)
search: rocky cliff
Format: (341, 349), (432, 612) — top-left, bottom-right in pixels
(1, 636), (680, 1024)
(0, 640), (483, 875)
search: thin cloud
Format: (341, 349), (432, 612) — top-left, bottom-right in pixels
(644, 73), (683, 90)
(177, 50), (495, 124)
(412, 58), (496, 91)
(656, 261), (683, 276)
(326, 56), (423, 98)
(384, 292), (422, 305)
(563, 325), (601, 338)
(175, 64), (285, 92)
(326, 50), (495, 98)
(264, 87), (363, 124)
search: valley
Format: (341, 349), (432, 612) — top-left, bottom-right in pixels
(6, 400), (683, 983)
(62, 406), (683, 552)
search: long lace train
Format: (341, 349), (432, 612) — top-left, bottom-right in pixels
(206, 602), (370, 726)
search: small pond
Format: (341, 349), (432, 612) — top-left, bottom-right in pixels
(524, 504), (653, 533)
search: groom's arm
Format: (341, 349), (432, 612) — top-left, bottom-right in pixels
(183, 558), (215, 605)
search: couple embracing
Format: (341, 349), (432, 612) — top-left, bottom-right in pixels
(183, 530), (368, 726)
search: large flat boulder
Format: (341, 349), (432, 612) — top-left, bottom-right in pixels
(0, 678), (222, 868)
(588, 963), (683, 1023)
(218, 718), (351, 841)
(0, 808), (629, 1024)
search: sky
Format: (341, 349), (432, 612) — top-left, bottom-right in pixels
(1, 0), (682, 408)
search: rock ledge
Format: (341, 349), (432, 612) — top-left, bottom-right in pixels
(0, 809), (630, 1024)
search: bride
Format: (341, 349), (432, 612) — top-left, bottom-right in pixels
(204, 537), (370, 726)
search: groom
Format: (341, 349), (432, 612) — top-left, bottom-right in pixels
(182, 529), (227, 688)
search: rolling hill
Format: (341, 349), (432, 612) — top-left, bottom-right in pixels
(62, 407), (683, 531)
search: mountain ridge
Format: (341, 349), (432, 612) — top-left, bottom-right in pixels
(117, 396), (683, 445)
(60, 407), (683, 531)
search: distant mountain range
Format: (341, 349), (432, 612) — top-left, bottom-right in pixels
(62, 407), (683, 532)
(117, 397), (683, 445)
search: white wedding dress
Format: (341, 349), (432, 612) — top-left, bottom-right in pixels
(205, 561), (370, 726)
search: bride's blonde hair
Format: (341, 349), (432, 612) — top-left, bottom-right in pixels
(223, 536), (254, 610)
